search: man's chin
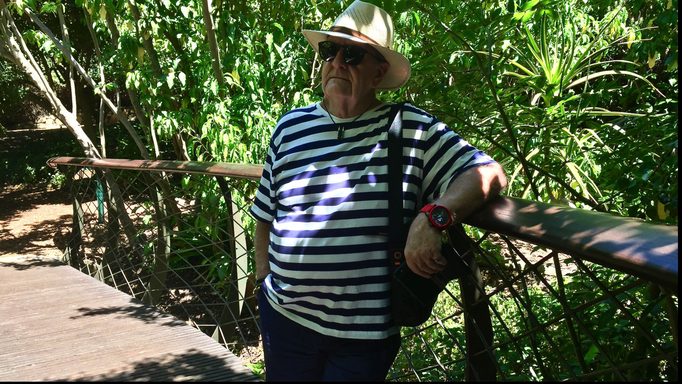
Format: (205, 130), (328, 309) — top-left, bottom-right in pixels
(323, 85), (352, 100)
(325, 78), (351, 88)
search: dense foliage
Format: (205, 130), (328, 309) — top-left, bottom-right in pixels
(0, 0), (676, 223)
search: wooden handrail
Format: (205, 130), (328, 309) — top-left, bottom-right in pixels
(47, 157), (678, 293)
(465, 196), (678, 294)
(47, 156), (263, 180)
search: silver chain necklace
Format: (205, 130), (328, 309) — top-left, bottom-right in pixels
(323, 100), (376, 140)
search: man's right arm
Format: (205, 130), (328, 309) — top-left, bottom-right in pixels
(255, 220), (272, 280)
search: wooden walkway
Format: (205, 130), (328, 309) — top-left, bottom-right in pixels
(0, 256), (262, 382)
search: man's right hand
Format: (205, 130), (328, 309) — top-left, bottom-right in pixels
(255, 220), (272, 280)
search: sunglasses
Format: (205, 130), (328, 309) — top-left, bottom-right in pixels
(318, 41), (385, 66)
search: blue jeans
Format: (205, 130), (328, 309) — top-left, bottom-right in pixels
(258, 288), (401, 381)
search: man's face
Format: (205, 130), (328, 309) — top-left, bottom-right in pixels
(321, 36), (389, 104)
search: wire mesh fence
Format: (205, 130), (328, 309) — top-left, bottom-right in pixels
(49, 157), (678, 381)
(60, 162), (261, 354)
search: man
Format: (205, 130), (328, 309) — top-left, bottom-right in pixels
(249, 1), (507, 381)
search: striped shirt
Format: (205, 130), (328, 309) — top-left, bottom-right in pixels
(249, 102), (495, 339)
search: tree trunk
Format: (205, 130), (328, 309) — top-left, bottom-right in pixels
(74, 78), (97, 143)
(201, 0), (225, 98)
(83, 6), (108, 157)
(57, 4), (76, 115)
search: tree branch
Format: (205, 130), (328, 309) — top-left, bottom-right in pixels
(0, 0), (100, 158)
(23, 6), (150, 159)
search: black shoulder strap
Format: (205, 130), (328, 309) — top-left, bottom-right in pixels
(387, 102), (405, 271)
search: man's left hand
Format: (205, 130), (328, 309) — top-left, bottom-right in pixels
(403, 214), (447, 279)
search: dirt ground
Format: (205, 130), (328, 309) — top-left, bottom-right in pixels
(0, 184), (72, 260)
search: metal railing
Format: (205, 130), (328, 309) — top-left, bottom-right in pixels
(47, 156), (678, 381)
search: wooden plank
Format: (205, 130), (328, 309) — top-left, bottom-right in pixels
(0, 256), (261, 382)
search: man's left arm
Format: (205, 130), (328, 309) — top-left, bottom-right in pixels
(404, 162), (508, 278)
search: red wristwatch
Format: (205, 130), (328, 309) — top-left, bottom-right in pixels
(420, 204), (452, 229)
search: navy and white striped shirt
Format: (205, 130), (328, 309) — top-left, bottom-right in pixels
(250, 102), (495, 339)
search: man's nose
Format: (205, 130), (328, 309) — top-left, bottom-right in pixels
(331, 47), (347, 67)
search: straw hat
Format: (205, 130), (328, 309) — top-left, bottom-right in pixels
(302, 0), (411, 91)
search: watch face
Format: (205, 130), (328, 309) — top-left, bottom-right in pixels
(431, 206), (451, 227)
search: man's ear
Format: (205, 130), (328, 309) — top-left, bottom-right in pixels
(372, 61), (390, 88)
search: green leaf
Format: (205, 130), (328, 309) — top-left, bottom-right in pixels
(507, 0), (516, 13)
(166, 72), (175, 88)
(583, 344), (599, 363)
(411, 11), (420, 26)
(566, 162), (592, 200)
(566, 70), (666, 97)
(513, 10), (535, 22)
(519, 0), (541, 12)
(40, 2), (58, 14)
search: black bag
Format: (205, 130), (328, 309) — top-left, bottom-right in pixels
(386, 103), (472, 327)
(389, 223), (473, 326)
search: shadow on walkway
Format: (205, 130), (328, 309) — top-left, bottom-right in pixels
(0, 186), (71, 258)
